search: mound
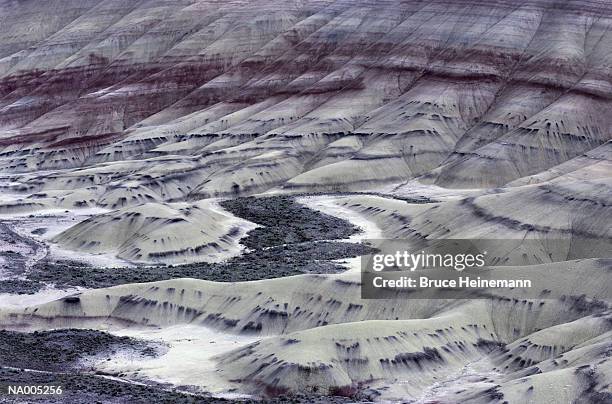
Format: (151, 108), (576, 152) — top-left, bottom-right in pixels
(52, 200), (255, 264)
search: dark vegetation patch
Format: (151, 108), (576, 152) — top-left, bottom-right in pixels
(27, 241), (374, 289)
(0, 369), (362, 403)
(0, 329), (160, 372)
(31, 227), (47, 235)
(219, 195), (360, 249)
(0, 278), (43, 294)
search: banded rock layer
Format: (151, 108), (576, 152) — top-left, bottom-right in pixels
(0, 0), (611, 196)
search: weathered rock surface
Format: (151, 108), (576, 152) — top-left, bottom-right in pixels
(0, 0), (610, 194)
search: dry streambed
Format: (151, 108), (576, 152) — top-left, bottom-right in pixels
(1, 196), (375, 293)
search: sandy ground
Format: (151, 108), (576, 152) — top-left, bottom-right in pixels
(0, 286), (84, 309)
(0, 205), (130, 268)
(378, 180), (483, 201)
(97, 324), (263, 398)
